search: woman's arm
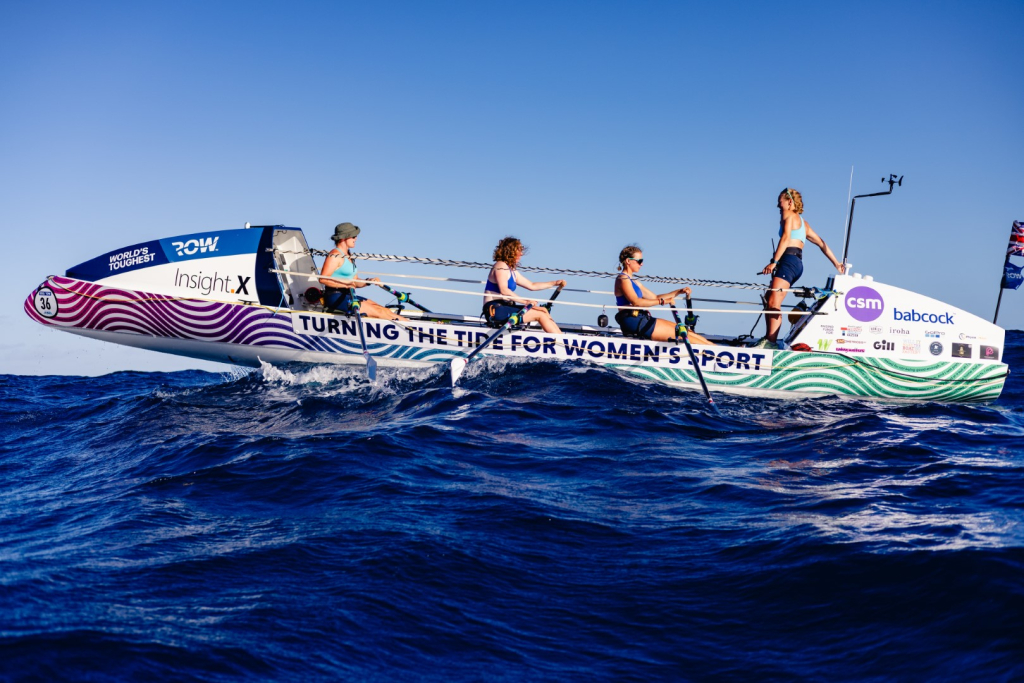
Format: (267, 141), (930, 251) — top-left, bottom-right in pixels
(515, 273), (567, 292)
(804, 223), (846, 273)
(492, 263), (534, 305)
(318, 253), (371, 288)
(640, 282), (691, 303)
(622, 277), (669, 307)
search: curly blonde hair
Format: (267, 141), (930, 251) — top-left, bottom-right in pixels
(493, 237), (526, 267)
(618, 244), (642, 270)
(781, 188), (804, 214)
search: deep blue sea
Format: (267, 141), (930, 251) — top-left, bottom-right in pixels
(2, 332), (1023, 681)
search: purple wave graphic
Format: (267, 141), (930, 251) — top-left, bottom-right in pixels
(24, 277), (319, 352)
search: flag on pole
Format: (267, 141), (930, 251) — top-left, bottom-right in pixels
(1004, 258), (1024, 290)
(1008, 220), (1024, 257)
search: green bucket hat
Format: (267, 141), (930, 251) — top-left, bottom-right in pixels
(331, 222), (361, 242)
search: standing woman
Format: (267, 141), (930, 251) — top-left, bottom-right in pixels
(318, 222), (408, 321)
(482, 236), (565, 334)
(756, 188), (844, 348)
(614, 245), (711, 344)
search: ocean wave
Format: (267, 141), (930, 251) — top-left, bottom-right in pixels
(1, 333), (1022, 679)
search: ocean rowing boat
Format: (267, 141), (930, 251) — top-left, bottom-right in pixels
(25, 225), (1009, 402)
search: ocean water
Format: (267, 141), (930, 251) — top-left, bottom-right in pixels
(2, 332), (1023, 682)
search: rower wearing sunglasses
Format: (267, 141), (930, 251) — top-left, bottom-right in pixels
(613, 245), (712, 344)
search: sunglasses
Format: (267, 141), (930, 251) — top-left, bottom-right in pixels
(627, 257), (644, 265)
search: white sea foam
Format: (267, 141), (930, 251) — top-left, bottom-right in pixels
(255, 358), (440, 399)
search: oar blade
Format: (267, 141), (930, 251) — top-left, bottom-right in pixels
(450, 358), (468, 387)
(365, 353), (377, 382)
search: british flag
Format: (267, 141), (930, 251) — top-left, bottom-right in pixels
(1009, 221), (1024, 257)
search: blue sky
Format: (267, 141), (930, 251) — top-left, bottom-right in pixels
(2, 0), (1022, 375)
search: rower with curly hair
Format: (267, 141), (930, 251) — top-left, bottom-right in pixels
(482, 236), (565, 334)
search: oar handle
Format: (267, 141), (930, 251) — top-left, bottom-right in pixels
(376, 282), (431, 312)
(684, 292), (698, 330)
(542, 284), (564, 312)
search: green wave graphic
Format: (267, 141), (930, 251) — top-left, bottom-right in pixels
(613, 350), (1006, 401)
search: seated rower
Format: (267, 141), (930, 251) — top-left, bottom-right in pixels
(318, 222), (408, 322)
(482, 236), (565, 334)
(614, 244), (712, 344)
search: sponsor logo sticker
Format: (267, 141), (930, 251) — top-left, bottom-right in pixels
(817, 339), (832, 351)
(980, 345), (1000, 361)
(108, 246), (157, 272)
(952, 343), (972, 359)
(894, 308), (955, 325)
(869, 325), (883, 335)
(836, 346), (866, 353)
(840, 325), (862, 338)
(889, 327), (910, 335)
(929, 341), (944, 356)
(820, 324), (834, 335)
(925, 330), (944, 338)
(171, 236), (220, 257)
(173, 269), (251, 296)
(872, 340), (895, 351)
(902, 340), (921, 355)
(845, 286), (885, 322)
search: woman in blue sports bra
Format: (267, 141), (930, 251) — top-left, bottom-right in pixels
(755, 188), (844, 348)
(614, 245), (711, 344)
(482, 236), (566, 333)
(318, 222), (408, 321)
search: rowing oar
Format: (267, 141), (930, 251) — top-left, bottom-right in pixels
(542, 284), (564, 312)
(375, 282), (431, 312)
(450, 303), (534, 387)
(669, 302), (719, 413)
(684, 291), (698, 331)
(350, 300), (378, 381)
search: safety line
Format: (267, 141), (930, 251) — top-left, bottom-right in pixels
(357, 271), (771, 306)
(269, 269), (824, 316)
(273, 248), (799, 292)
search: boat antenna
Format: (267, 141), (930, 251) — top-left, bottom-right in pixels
(841, 173), (902, 270)
(840, 165), (854, 264)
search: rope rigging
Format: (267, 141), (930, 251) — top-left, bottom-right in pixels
(277, 248), (803, 293)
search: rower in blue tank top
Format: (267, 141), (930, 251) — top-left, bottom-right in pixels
(484, 268), (517, 295)
(318, 222), (408, 321)
(613, 244), (712, 344)
(482, 236), (566, 334)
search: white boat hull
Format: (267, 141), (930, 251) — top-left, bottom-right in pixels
(28, 276), (1009, 403)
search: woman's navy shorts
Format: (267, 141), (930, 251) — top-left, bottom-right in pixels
(483, 299), (522, 327)
(615, 310), (658, 340)
(774, 252), (803, 286)
(324, 288), (365, 313)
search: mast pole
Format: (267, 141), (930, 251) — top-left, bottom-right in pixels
(841, 174), (903, 270)
(993, 280), (1005, 325)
